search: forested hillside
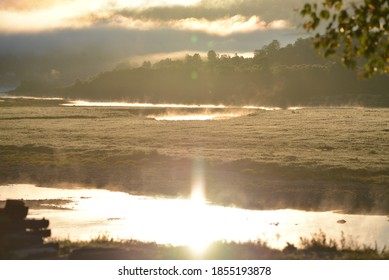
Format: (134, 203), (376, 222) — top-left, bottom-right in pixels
(14, 38), (389, 107)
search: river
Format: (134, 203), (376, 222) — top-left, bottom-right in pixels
(1, 184), (388, 252)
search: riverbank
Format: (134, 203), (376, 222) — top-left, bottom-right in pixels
(51, 235), (389, 260)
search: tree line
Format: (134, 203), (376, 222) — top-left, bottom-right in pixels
(15, 38), (389, 107)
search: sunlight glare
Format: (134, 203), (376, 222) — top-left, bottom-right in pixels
(3, 184), (388, 252)
(191, 181), (206, 204)
(186, 202), (213, 256)
(242, 106), (281, 110)
(61, 100), (226, 108)
(187, 157), (211, 254)
(154, 113), (244, 121)
(191, 158), (206, 204)
(153, 114), (219, 121)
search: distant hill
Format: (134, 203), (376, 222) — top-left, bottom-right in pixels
(12, 38), (389, 107)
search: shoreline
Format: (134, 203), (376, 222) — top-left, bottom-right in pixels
(7, 235), (389, 260)
(1, 158), (388, 215)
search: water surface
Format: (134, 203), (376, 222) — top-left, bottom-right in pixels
(1, 184), (388, 251)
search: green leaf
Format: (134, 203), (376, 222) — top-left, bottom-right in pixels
(320, 10), (330, 19)
(334, 1), (343, 10)
(301, 3), (312, 15)
(300, 0), (389, 77)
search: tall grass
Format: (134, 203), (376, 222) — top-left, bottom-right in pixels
(51, 232), (389, 260)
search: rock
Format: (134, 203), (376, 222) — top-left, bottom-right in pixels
(337, 219), (346, 224)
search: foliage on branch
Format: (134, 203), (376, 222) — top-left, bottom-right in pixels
(301, 0), (389, 77)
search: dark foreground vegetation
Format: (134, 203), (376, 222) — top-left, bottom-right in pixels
(12, 38), (389, 107)
(4, 232), (388, 260)
(47, 233), (389, 260)
(3, 234), (389, 260)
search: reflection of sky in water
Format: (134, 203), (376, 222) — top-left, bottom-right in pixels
(151, 113), (243, 121)
(1, 184), (388, 250)
(0, 95), (63, 100)
(61, 101), (284, 121)
(61, 101), (227, 108)
(61, 100), (283, 109)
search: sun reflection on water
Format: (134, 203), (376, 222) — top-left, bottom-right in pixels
(61, 100), (226, 108)
(187, 157), (212, 255)
(191, 158), (206, 203)
(59, 100), (289, 121)
(2, 184), (389, 252)
(151, 113), (243, 121)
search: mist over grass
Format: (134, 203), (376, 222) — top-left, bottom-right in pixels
(1, 100), (388, 214)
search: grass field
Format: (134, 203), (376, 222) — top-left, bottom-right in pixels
(1, 98), (389, 213)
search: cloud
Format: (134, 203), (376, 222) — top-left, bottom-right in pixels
(88, 13), (291, 36)
(118, 0), (308, 23)
(171, 15), (265, 35)
(0, 26), (302, 58)
(0, 0), (71, 11)
(88, 0), (300, 36)
(0, 0), (299, 34)
(0, 8), (92, 33)
(0, 0), (305, 66)
(0, 0), (200, 12)
(0, 1), (308, 85)
(169, 16), (290, 36)
(267, 19), (289, 30)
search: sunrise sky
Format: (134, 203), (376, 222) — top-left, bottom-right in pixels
(0, 0), (337, 84)
(0, 0), (299, 34)
(0, 0), (315, 53)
